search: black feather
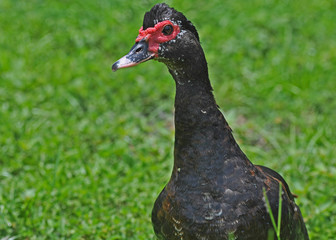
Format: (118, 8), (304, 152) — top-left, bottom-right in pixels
(143, 3), (200, 42)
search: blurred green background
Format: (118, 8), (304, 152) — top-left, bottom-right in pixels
(0, 0), (335, 239)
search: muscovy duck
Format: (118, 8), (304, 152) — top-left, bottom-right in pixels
(112, 3), (309, 240)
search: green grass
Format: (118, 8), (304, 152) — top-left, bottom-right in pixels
(263, 184), (283, 240)
(0, 0), (335, 239)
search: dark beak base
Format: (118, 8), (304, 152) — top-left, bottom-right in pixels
(112, 40), (155, 71)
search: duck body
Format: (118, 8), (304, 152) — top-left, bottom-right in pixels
(112, 3), (309, 240)
(152, 34), (307, 239)
(152, 84), (307, 239)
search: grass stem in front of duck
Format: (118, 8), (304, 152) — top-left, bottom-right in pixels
(263, 183), (283, 240)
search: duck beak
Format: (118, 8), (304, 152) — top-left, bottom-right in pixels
(112, 39), (155, 71)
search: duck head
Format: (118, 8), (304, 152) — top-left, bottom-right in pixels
(112, 3), (201, 72)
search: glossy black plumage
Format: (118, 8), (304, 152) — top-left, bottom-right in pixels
(113, 3), (309, 239)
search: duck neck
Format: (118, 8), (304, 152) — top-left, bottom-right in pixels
(167, 54), (250, 179)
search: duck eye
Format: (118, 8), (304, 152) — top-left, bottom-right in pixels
(162, 24), (173, 35)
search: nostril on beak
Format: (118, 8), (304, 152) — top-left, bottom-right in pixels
(135, 47), (143, 53)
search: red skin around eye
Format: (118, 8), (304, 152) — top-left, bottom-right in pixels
(135, 20), (180, 57)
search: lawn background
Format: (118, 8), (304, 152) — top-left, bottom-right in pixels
(0, 0), (335, 239)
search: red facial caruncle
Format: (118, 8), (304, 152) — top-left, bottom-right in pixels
(135, 20), (180, 57)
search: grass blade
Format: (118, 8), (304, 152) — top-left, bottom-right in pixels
(263, 183), (283, 240)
